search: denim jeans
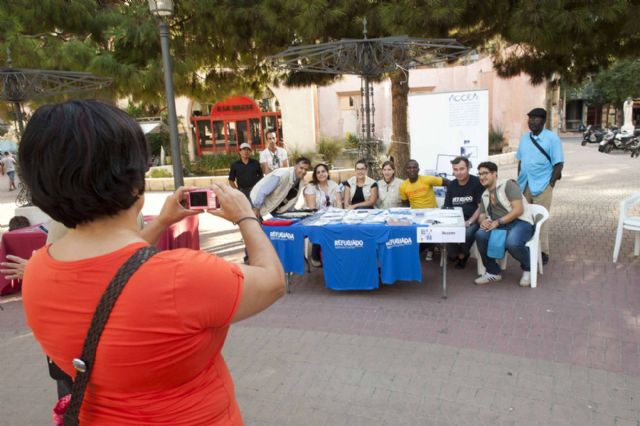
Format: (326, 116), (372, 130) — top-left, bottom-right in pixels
(447, 223), (479, 259)
(475, 219), (534, 275)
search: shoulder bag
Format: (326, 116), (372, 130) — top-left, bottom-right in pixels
(487, 229), (507, 259)
(52, 246), (159, 426)
(486, 202), (507, 259)
(529, 134), (561, 180)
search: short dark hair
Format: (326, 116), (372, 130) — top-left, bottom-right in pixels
(19, 100), (149, 228)
(3, 152), (8, 156)
(477, 161), (498, 173)
(295, 156), (311, 166)
(311, 163), (330, 185)
(381, 160), (396, 171)
(265, 129), (277, 137)
(8, 216), (30, 231)
(451, 156), (471, 168)
(355, 159), (367, 169)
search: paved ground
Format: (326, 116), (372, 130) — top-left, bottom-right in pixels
(1, 138), (640, 425)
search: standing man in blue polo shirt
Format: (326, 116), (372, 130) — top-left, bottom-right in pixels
(516, 108), (564, 265)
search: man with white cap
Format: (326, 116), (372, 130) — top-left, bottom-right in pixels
(228, 143), (263, 200)
(516, 107), (564, 265)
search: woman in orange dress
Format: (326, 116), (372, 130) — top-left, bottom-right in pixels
(19, 100), (285, 425)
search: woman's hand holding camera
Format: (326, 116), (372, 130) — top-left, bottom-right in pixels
(156, 187), (201, 227)
(207, 183), (255, 224)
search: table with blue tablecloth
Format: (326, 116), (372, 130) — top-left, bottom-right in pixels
(262, 208), (465, 297)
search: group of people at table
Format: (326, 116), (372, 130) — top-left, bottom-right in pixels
(4, 100), (563, 425)
(231, 106), (563, 288)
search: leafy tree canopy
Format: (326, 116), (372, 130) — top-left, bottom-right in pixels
(577, 59), (640, 107)
(2, 1), (640, 107)
(1, 0), (298, 106)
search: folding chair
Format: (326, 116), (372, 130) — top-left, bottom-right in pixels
(613, 193), (640, 263)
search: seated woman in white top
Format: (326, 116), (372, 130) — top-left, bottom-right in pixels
(376, 160), (403, 209)
(303, 163), (343, 209)
(303, 163), (342, 267)
(343, 159), (378, 209)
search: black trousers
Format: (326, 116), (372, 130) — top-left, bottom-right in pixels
(48, 357), (73, 398)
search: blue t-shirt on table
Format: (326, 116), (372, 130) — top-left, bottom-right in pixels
(263, 226), (305, 274)
(308, 225), (389, 290)
(377, 226), (422, 285)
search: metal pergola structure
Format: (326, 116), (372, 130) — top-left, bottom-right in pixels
(269, 21), (471, 174)
(0, 67), (112, 136)
(0, 55), (112, 206)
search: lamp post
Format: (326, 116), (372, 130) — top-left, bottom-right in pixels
(148, 0), (184, 187)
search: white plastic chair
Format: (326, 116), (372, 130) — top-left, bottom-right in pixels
(613, 193), (640, 263)
(472, 205), (549, 288)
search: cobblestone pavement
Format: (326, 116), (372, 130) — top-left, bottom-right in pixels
(1, 138), (640, 425)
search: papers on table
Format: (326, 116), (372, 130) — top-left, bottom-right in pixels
(362, 209), (387, 224)
(385, 208), (412, 226)
(296, 207), (464, 227)
(342, 209), (370, 224)
(302, 208), (344, 226)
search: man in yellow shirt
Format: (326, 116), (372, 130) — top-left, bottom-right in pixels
(400, 159), (449, 261)
(400, 159), (449, 208)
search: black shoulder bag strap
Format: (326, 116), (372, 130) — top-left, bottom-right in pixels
(529, 133), (561, 180)
(63, 246), (159, 426)
(529, 133), (552, 164)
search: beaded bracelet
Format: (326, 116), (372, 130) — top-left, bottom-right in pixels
(234, 216), (260, 226)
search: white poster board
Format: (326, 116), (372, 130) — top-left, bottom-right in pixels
(408, 90), (489, 177)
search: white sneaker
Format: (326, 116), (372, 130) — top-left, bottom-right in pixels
(474, 273), (502, 285)
(519, 271), (531, 287)
(425, 250), (434, 261)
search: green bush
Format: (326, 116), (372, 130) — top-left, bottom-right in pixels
(317, 138), (344, 167)
(288, 146), (316, 164)
(147, 132), (170, 157)
(489, 126), (505, 155)
(345, 133), (360, 148)
(149, 168), (172, 178)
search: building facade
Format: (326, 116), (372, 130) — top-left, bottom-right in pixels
(176, 54), (556, 160)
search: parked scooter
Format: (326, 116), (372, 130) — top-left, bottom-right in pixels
(598, 128), (618, 153)
(581, 125), (605, 146)
(629, 139), (640, 158)
(599, 128), (640, 153)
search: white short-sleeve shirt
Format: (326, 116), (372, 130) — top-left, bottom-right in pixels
(303, 180), (340, 209)
(260, 147), (289, 172)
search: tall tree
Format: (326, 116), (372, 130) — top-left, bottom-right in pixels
(486, 1), (636, 85)
(0, 0), (295, 107)
(388, 70), (410, 176)
(4, 0), (640, 159)
(589, 59), (640, 108)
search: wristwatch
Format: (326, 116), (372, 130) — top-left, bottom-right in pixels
(498, 218), (504, 226)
